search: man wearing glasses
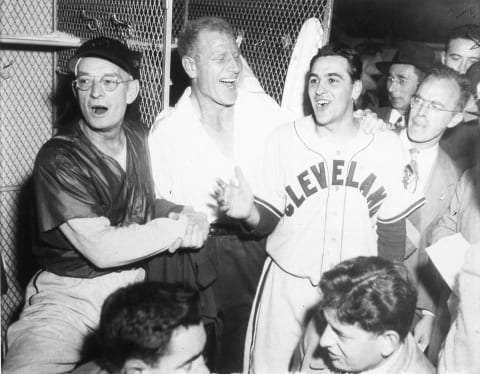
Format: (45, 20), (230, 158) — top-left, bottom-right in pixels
(375, 42), (435, 131)
(3, 37), (208, 374)
(399, 65), (471, 364)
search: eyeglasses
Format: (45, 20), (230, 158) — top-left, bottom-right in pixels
(410, 96), (460, 114)
(387, 76), (411, 87)
(73, 75), (133, 91)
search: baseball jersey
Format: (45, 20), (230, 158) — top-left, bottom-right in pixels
(149, 87), (291, 223)
(253, 115), (425, 283)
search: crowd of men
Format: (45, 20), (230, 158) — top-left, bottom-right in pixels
(2, 16), (479, 374)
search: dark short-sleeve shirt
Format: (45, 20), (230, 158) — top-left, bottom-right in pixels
(33, 119), (155, 278)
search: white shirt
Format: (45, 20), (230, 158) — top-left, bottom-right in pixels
(400, 130), (439, 193)
(388, 108), (406, 128)
(148, 87), (290, 223)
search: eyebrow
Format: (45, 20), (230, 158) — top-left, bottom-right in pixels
(414, 94), (446, 107)
(175, 351), (204, 369)
(389, 73), (408, 79)
(309, 72), (344, 80)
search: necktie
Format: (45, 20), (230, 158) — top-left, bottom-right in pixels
(388, 115), (405, 133)
(403, 148), (419, 193)
(394, 115), (406, 130)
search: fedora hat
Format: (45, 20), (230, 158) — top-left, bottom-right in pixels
(376, 41), (435, 74)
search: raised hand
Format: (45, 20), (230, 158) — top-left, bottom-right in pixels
(214, 166), (255, 220)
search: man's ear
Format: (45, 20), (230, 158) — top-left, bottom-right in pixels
(126, 79), (140, 104)
(123, 358), (149, 374)
(352, 80), (363, 101)
(440, 51), (446, 65)
(182, 56), (198, 79)
(446, 112), (464, 129)
(378, 330), (400, 358)
(71, 81), (78, 99)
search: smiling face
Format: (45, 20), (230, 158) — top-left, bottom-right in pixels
(387, 64), (421, 114)
(442, 38), (480, 75)
(407, 75), (463, 149)
(186, 29), (242, 109)
(319, 308), (387, 372)
(307, 55), (361, 127)
(75, 57), (139, 132)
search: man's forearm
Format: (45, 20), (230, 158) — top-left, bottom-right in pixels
(60, 216), (187, 269)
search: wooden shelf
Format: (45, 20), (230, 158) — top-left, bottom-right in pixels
(0, 33), (82, 48)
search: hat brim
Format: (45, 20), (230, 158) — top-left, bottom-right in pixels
(375, 61), (430, 75)
(68, 50), (141, 79)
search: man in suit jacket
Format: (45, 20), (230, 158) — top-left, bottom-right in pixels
(375, 42), (435, 130)
(399, 65), (472, 364)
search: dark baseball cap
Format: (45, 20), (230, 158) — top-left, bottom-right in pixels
(376, 42), (435, 74)
(68, 37), (142, 79)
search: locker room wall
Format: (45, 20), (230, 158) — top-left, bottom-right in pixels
(1, 0), (55, 348)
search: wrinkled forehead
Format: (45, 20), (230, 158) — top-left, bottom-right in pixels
(417, 76), (460, 102)
(388, 63), (418, 77)
(310, 55), (352, 79)
(194, 29), (238, 54)
(447, 37), (480, 57)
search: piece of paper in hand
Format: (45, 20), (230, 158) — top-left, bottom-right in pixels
(426, 233), (470, 289)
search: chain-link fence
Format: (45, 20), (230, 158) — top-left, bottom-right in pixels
(0, 0), (54, 345)
(174, 0), (332, 104)
(57, 0), (169, 127)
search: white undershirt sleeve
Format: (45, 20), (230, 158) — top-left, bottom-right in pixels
(60, 216), (188, 269)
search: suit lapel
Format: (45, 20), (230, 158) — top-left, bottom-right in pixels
(422, 149), (459, 230)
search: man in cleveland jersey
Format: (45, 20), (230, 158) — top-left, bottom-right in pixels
(215, 44), (424, 373)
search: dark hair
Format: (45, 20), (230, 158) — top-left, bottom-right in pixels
(424, 65), (472, 111)
(466, 61), (480, 96)
(445, 24), (480, 52)
(310, 43), (362, 82)
(177, 16), (235, 58)
(99, 281), (201, 371)
(318, 256), (416, 341)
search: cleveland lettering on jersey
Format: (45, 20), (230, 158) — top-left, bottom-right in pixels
(285, 160), (387, 217)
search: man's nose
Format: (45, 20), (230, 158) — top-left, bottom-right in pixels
(459, 59), (469, 74)
(90, 79), (104, 97)
(387, 80), (397, 93)
(228, 54), (242, 73)
(319, 325), (336, 348)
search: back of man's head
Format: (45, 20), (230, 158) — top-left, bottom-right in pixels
(310, 43), (362, 82)
(319, 256), (416, 342)
(177, 16), (235, 59)
(99, 281), (202, 372)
